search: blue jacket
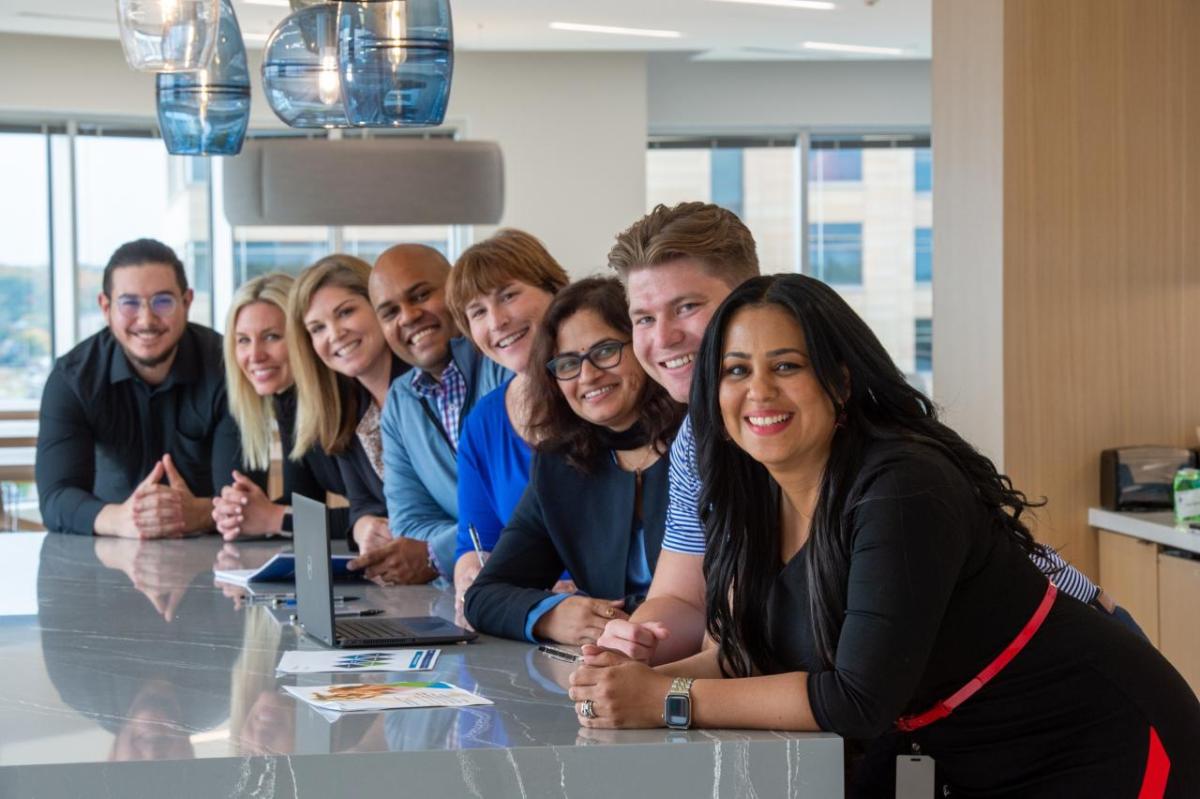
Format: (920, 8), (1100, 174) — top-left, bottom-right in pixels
(381, 337), (509, 576)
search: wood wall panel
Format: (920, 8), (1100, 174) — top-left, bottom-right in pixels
(1003, 0), (1200, 577)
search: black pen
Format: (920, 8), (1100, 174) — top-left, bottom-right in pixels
(334, 608), (385, 618)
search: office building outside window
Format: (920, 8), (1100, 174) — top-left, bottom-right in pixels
(647, 133), (933, 390)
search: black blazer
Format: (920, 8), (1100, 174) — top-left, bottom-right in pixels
(274, 388), (350, 539)
(463, 449), (670, 641)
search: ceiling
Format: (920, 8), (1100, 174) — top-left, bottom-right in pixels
(0, 0), (930, 60)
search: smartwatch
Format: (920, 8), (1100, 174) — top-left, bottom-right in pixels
(663, 677), (695, 730)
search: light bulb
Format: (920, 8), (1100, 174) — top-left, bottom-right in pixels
(317, 53), (340, 105)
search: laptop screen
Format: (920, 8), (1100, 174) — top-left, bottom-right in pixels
(292, 493), (336, 646)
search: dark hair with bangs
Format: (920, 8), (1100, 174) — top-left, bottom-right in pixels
(527, 276), (684, 472)
(447, 228), (571, 335)
(691, 274), (1048, 678)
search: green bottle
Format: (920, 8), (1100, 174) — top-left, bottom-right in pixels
(1173, 467), (1200, 526)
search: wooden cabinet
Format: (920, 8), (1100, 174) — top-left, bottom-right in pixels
(1098, 530), (1161, 646)
(1158, 552), (1200, 697)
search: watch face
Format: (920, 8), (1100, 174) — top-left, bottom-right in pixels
(664, 694), (691, 729)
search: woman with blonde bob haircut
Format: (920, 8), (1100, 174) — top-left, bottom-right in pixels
(288, 254), (407, 550)
(212, 272), (350, 539)
(445, 229), (572, 613)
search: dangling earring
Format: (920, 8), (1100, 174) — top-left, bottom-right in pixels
(834, 403), (847, 429)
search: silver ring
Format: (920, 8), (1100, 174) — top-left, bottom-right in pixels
(580, 699), (596, 719)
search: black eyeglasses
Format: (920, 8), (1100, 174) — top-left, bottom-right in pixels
(546, 339), (629, 381)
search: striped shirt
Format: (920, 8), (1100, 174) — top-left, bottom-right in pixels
(662, 415), (1100, 604)
(409, 360), (468, 451)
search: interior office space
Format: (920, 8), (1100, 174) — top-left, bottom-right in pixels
(0, 0), (1198, 796)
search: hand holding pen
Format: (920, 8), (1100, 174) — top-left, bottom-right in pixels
(454, 524), (489, 629)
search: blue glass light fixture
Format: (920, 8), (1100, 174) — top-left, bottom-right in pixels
(337, 0), (453, 127)
(117, 0), (221, 72)
(155, 0), (250, 155)
(262, 4), (351, 128)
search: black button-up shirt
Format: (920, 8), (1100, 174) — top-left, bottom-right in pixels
(36, 323), (245, 535)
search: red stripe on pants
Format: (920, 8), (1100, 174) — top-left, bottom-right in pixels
(1137, 726), (1170, 799)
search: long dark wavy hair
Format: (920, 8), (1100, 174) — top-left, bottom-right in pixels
(527, 277), (684, 472)
(692, 274), (1047, 677)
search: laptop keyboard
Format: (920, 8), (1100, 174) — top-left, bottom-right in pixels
(336, 618), (416, 639)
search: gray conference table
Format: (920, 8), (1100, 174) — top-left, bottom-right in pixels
(0, 532), (843, 798)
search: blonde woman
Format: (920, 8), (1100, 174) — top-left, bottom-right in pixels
(287, 255), (408, 553)
(212, 272), (350, 538)
(445, 229), (571, 609)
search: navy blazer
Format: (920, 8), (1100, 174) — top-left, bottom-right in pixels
(463, 448), (670, 641)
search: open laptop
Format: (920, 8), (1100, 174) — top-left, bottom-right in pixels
(293, 494), (477, 649)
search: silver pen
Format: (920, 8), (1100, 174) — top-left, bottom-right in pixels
(467, 523), (488, 567)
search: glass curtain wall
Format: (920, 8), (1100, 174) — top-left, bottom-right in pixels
(646, 133), (933, 392)
(0, 130), (53, 402)
(2, 123), (460, 407)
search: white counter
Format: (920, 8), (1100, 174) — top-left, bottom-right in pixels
(1088, 508), (1200, 556)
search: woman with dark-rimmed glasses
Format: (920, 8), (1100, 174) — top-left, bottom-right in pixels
(464, 277), (685, 645)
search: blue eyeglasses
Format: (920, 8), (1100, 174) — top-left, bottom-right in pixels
(115, 292), (180, 319)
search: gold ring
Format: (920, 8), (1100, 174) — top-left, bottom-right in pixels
(604, 607), (615, 619)
(580, 699), (596, 719)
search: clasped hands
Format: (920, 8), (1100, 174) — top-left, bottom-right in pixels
(211, 470), (286, 540)
(566, 618), (676, 729)
(346, 515), (438, 586)
(104, 454), (212, 539)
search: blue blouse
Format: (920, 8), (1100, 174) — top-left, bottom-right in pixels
(455, 380), (533, 563)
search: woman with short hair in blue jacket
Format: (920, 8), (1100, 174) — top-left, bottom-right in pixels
(446, 229), (571, 614)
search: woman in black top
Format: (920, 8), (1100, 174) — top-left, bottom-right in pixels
(212, 273), (351, 539)
(464, 278), (684, 644)
(286, 256), (409, 553)
(570, 275), (1200, 797)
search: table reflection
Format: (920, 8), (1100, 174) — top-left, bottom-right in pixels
(37, 534), (241, 762)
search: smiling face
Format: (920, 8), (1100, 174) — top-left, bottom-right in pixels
(302, 285), (388, 380)
(554, 308), (644, 431)
(464, 280), (556, 374)
(234, 301), (292, 396)
(99, 262), (192, 372)
(627, 258), (736, 405)
(718, 305), (838, 475)
(370, 248), (457, 377)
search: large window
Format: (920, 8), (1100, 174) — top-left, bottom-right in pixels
(0, 131), (52, 402)
(3, 123), (461, 406)
(74, 132), (213, 337)
(646, 138), (799, 274)
(647, 133), (933, 388)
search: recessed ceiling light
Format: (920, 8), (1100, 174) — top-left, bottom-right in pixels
(242, 0), (290, 6)
(801, 41), (905, 55)
(710, 0), (836, 10)
(549, 22), (683, 39)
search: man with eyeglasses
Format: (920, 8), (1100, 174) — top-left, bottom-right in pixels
(36, 238), (254, 537)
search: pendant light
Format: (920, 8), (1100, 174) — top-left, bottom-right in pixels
(337, 0), (453, 127)
(116, 0), (222, 72)
(262, 3), (351, 128)
(156, 0), (250, 155)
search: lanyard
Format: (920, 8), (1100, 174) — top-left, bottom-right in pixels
(896, 580), (1058, 733)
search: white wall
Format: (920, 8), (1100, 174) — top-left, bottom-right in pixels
(0, 35), (647, 277)
(647, 53), (931, 134)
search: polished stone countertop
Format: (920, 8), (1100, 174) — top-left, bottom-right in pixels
(0, 533), (842, 798)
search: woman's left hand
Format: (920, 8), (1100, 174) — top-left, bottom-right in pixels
(568, 645), (673, 729)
